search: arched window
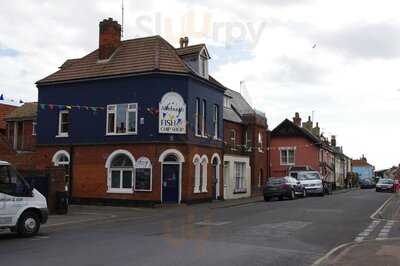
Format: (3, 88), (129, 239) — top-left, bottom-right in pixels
(200, 156), (208, 192)
(135, 157), (152, 191)
(193, 155), (201, 193)
(52, 150), (70, 166)
(193, 154), (208, 193)
(107, 152), (134, 194)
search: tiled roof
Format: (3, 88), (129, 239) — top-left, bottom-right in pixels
(37, 36), (192, 84)
(176, 44), (206, 57)
(271, 119), (322, 144)
(5, 102), (37, 121)
(352, 159), (373, 167)
(224, 89), (253, 115)
(0, 104), (18, 129)
(223, 107), (243, 124)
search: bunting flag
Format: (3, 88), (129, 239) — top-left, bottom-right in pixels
(39, 103), (106, 112)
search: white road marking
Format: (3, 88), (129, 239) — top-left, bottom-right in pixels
(375, 221), (394, 240)
(354, 220), (381, 242)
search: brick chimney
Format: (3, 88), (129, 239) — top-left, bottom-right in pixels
(313, 122), (320, 137)
(99, 18), (121, 60)
(331, 135), (336, 147)
(293, 112), (301, 127)
(302, 116), (313, 131)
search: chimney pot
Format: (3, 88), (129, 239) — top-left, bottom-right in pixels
(99, 18), (121, 60)
(293, 112), (302, 127)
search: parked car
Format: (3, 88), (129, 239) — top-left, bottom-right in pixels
(0, 161), (48, 237)
(359, 178), (375, 189)
(263, 176), (306, 201)
(376, 178), (395, 193)
(290, 171), (325, 196)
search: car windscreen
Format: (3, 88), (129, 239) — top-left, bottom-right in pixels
(378, 179), (394, 184)
(267, 178), (285, 185)
(298, 173), (320, 181)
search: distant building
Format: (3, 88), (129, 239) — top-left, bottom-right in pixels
(222, 89), (268, 199)
(4, 102), (37, 152)
(270, 113), (336, 188)
(352, 156), (375, 180)
(0, 102), (18, 135)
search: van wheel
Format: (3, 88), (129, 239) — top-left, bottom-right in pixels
(17, 211), (40, 237)
(289, 190), (295, 200)
(264, 195), (270, 201)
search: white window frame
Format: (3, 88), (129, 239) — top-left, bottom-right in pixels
(234, 162), (246, 193)
(223, 97), (231, 108)
(213, 104), (219, 139)
(195, 98), (201, 137)
(108, 168), (134, 194)
(279, 147), (296, 166)
(106, 103), (138, 136)
(32, 122), (37, 136)
(193, 155), (201, 193)
(134, 157), (152, 192)
(258, 132), (263, 152)
(201, 99), (206, 137)
(52, 150), (70, 166)
(229, 129), (236, 150)
(200, 156), (208, 192)
(57, 110), (69, 137)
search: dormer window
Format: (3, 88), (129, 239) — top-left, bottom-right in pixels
(224, 96), (231, 108)
(199, 48), (209, 79)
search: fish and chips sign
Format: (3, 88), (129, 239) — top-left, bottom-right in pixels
(159, 91), (186, 134)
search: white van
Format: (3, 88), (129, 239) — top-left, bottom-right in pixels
(289, 170), (325, 196)
(0, 161), (48, 237)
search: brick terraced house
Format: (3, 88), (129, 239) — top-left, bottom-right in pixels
(270, 113), (336, 188)
(5, 102), (37, 152)
(222, 89), (268, 199)
(35, 18), (226, 205)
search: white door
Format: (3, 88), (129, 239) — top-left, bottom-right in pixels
(223, 162), (229, 199)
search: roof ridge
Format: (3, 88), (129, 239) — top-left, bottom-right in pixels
(157, 36), (191, 73)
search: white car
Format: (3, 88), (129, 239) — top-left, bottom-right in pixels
(290, 171), (324, 196)
(0, 161), (48, 237)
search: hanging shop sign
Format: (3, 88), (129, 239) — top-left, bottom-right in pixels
(159, 91), (186, 134)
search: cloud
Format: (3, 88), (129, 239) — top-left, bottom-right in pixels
(268, 55), (326, 85)
(317, 22), (400, 59)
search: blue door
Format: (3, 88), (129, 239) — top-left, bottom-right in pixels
(162, 164), (179, 203)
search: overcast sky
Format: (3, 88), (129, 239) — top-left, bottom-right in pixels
(1, 0), (399, 169)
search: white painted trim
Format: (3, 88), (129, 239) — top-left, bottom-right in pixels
(211, 153), (221, 199)
(52, 150), (70, 166)
(134, 156), (153, 192)
(58, 110), (69, 137)
(158, 149), (185, 163)
(105, 149), (136, 168)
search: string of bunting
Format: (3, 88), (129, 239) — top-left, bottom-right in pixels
(40, 103), (106, 112)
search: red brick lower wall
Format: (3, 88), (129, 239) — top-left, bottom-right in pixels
(37, 144), (223, 204)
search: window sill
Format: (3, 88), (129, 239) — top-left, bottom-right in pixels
(106, 132), (137, 136)
(194, 191), (208, 194)
(56, 134), (69, 138)
(135, 189), (152, 192)
(107, 189), (133, 194)
(281, 163), (295, 166)
(233, 189), (247, 194)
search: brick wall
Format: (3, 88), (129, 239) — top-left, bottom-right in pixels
(270, 137), (320, 177)
(37, 144), (223, 205)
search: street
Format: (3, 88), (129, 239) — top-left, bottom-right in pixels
(0, 189), (396, 266)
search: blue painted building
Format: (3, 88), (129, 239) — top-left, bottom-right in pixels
(36, 18), (226, 205)
(352, 156), (375, 181)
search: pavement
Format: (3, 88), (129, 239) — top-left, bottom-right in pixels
(0, 188), (395, 266)
(316, 192), (400, 266)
